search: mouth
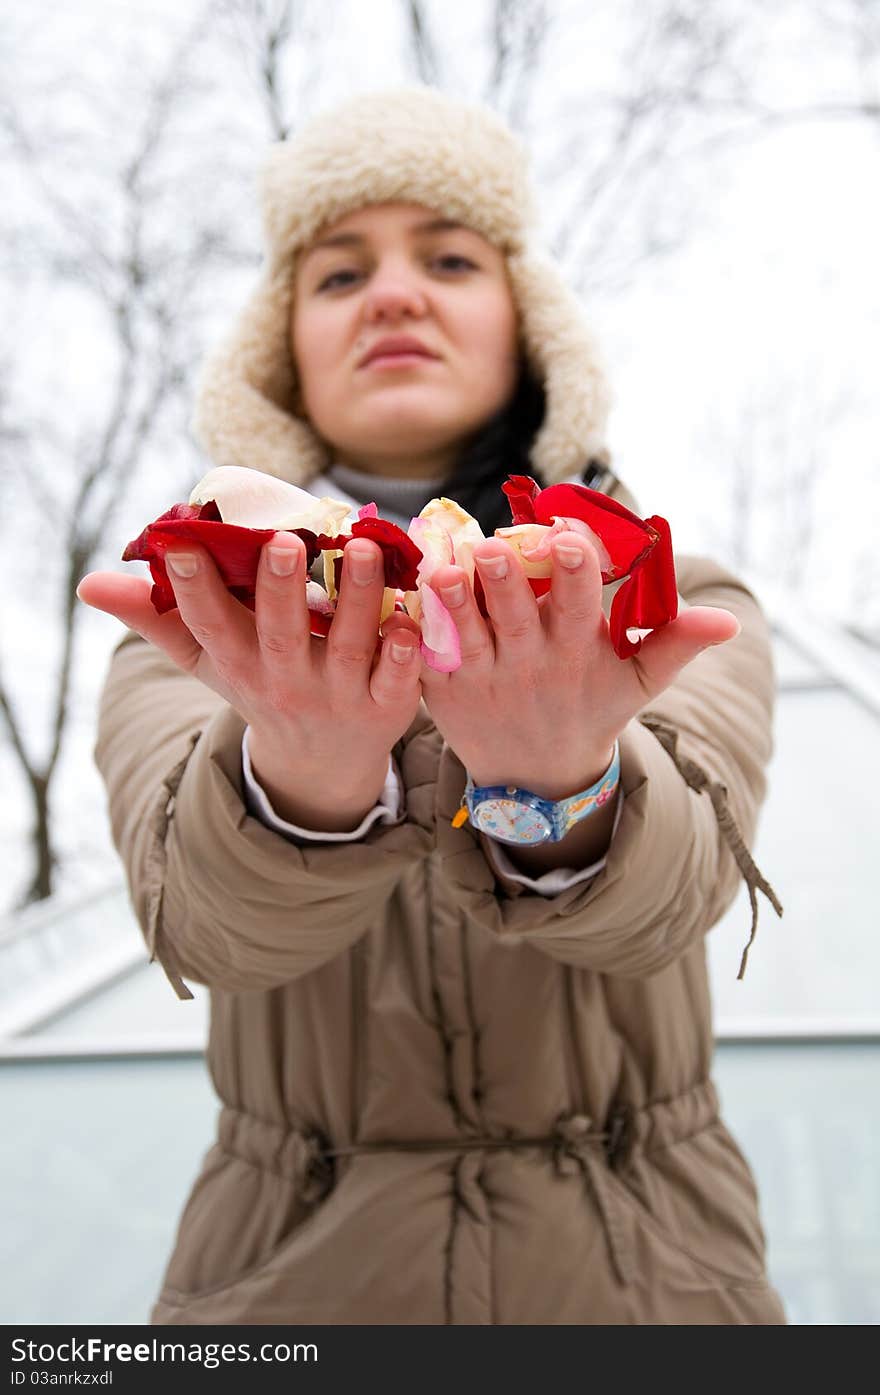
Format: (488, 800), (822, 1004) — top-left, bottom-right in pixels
(358, 338), (441, 370)
(361, 351), (440, 370)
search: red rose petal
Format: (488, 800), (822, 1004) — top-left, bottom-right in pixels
(526, 576), (553, 601)
(531, 482), (656, 582)
(123, 511), (277, 614)
(123, 504), (321, 617)
(503, 475), (678, 658)
(500, 474), (543, 524)
(314, 518), (424, 593)
(124, 478), (678, 663)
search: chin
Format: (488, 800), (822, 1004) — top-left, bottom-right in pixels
(343, 404), (474, 457)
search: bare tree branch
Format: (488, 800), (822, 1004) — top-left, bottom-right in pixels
(216, 0), (297, 139)
(404, 0), (440, 86)
(0, 661), (35, 787)
(0, 3), (240, 903)
(485, 0), (550, 130)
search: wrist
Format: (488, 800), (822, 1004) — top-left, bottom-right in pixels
(454, 741), (620, 850)
(467, 744), (617, 802)
(247, 726), (392, 833)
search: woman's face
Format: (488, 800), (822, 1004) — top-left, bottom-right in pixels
(290, 202), (520, 477)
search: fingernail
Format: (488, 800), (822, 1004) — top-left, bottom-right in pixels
(390, 641), (412, 663)
(167, 553), (198, 578)
(439, 581), (466, 607)
(555, 545), (583, 570)
(348, 547), (377, 584)
(267, 545), (297, 576)
(478, 553), (508, 579)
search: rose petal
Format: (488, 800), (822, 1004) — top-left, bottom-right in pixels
(407, 515), (454, 586)
(123, 505), (334, 626)
(608, 515), (678, 655)
(304, 580), (335, 636)
(500, 473), (543, 524)
(379, 587), (399, 625)
(531, 483), (655, 581)
(412, 497), (485, 584)
(189, 465), (352, 536)
(418, 582), (462, 672)
(314, 518), (424, 592)
(122, 509), (277, 614)
(502, 475), (678, 658)
(544, 516), (613, 573)
(525, 576), (553, 602)
(494, 523), (554, 575)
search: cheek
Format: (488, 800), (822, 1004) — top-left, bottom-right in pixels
(462, 294), (519, 396)
(291, 307), (344, 406)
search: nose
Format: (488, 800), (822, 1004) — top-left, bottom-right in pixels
(361, 261), (429, 324)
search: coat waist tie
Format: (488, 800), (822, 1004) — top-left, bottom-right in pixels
(323, 1112), (633, 1286)
(219, 1084), (721, 1291)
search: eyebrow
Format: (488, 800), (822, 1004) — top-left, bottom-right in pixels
(304, 219), (468, 257)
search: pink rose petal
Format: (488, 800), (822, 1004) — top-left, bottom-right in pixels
(418, 583), (462, 672)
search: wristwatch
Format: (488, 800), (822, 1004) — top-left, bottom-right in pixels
(451, 742), (621, 846)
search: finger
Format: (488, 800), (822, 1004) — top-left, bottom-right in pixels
(632, 605), (741, 700)
(379, 612), (422, 643)
(164, 544), (256, 672)
(324, 540), (385, 684)
(426, 564), (494, 673)
(76, 571), (203, 673)
(254, 532), (311, 666)
(369, 625), (422, 709)
(544, 531), (606, 648)
(472, 542), (541, 659)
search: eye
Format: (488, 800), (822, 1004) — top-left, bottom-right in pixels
(316, 268), (362, 292)
(432, 254), (477, 273)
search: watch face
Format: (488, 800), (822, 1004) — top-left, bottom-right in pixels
(471, 797), (553, 845)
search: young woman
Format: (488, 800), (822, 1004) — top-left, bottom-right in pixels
(77, 88), (786, 1324)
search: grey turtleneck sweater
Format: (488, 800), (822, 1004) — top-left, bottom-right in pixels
(311, 461), (450, 532)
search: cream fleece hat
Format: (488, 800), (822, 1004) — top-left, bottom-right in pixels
(192, 86), (613, 488)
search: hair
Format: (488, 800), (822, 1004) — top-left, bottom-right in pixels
(438, 361), (548, 537)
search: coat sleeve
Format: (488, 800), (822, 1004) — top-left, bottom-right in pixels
(94, 632), (432, 997)
(437, 554), (783, 979)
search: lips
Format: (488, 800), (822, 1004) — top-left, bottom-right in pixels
(359, 336), (439, 368)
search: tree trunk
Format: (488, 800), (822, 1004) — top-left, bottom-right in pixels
(21, 773), (56, 906)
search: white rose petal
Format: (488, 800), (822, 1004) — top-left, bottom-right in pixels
(189, 464), (351, 536)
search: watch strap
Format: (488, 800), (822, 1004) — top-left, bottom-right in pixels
(452, 741), (621, 844)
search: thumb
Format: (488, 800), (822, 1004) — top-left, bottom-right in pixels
(76, 571), (202, 672)
(630, 605), (741, 700)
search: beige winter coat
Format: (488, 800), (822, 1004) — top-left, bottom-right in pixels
(95, 540), (787, 1324)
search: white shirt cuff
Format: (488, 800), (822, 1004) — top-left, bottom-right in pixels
(241, 727), (402, 842)
(243, 725), (622, 891)
(479, 786), (624, 895)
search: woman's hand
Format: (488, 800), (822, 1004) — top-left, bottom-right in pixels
(77, 532), (424, 830)
(419, 530), (741, 800)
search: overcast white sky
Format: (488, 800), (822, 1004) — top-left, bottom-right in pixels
(2, 0), (879, 911)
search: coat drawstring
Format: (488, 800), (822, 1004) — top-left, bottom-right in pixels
(638, 712), (783, 979)
(552, 1114), (634, 1286)
(322, 1112), (634, 1287)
